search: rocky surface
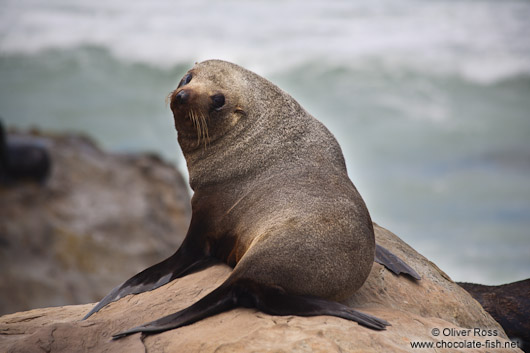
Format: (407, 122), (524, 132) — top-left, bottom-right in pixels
(0, 224), (522, 353)
(0, 131), (191, 316)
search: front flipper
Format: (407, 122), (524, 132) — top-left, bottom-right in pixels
(83, 248), (218, 320)
(375, 244), (421, 280)
(112, 278), (389, 339)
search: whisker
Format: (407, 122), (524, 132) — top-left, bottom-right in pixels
(186, 109), (209, 149)
(201, 113), (210, 149)
(193, 110), (202, 147)
(165, 90), (176, 106)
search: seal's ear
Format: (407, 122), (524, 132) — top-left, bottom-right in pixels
(234, 107), (247, 117)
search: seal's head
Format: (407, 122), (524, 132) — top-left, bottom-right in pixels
(168, 61), (251, 152)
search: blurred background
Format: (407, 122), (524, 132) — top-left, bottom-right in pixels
(1, 0), (529, 287)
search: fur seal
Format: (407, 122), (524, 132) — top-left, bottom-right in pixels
(83, 60), (419, 338)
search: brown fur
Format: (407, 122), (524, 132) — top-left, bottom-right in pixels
(169, 60), (375, 301)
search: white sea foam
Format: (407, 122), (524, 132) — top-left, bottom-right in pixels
(1, 0), (529, 82)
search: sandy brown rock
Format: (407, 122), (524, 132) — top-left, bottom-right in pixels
(0, 132), (191, 315)
(0, 225), (522, 353)
(346, 224), (499, 329)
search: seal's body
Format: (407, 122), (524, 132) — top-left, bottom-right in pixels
(181, 60), (374, 301)
(84, 60), (419, 338)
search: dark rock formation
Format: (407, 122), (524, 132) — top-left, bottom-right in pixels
(459, 279), (530, 352)
(0, 120), (51, 184)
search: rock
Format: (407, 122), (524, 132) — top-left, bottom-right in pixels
(0, 131), (191, 316)
(0, 224), (522, 353)
(459, 279), (530, 352)
(0, 120), (51, 184)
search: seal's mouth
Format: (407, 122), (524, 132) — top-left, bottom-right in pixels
(167, 88), (210, 148)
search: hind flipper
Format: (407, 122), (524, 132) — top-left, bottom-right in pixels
(112, 281), (236, 339)
(239, 279), (390, 330)
(113, 278), (389, 339)
(375, 244), (421, 280)
(83, 247), (218, 320)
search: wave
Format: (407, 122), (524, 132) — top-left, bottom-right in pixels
(2, 0), (530, 83)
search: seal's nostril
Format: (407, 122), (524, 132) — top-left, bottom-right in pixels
(175, 90), (190, 105)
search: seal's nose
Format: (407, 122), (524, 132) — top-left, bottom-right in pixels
(174, 89), (190, 105)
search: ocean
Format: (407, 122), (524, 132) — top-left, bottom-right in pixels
(1, 0), (529, 285)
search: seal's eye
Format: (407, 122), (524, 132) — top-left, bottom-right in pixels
(211, 94), (225, 110)
(178, 73), (192, 88)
